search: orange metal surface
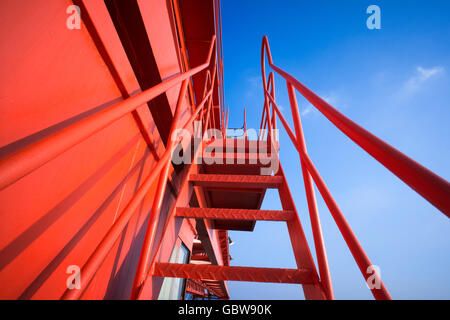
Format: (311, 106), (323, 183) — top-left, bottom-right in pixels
(1, 0), (447, 302)
(176, 207), (294, 222)
(153, 263), (314, 284)
(0, 0), (227, 300)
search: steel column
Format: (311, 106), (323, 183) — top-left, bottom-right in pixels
(0, 36), (216, 191)
(60, 146), (173, 300)
(131, 79), (189, 298)
(261, 35), (450, 217)
(286, 82), (334, 299)
(176, 207), (294, 221)
(300, 149), (392, 300)
(189, 174), (283, 189)
(134, 82), (217, 299)
(153, 263), (314, 284)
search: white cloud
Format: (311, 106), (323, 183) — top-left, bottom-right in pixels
(401, 66), (444, 97)
(301, 92), (343, 117)
(417, 66), (443, 79)
(301, 104), (313, 116)
(322, 93), (340, 106)
(245, 75), (262, 98)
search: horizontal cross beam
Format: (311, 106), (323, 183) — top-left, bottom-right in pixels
(153, 263), (314, 284)
(189, 174), (283, 189)
(176, 207), (293, 221)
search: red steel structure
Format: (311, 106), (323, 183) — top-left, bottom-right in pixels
(0, 0), (449, 300)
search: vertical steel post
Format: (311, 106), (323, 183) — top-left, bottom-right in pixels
(243, 108), (247, 132)
(258, 105), (265, 140)
(204, 95), (213, 140)
(300, 150), (392, 300)
(224, 108), (229, 138)
(131, 79), (189, 298)
(269, 74), (277, 131)
(139, 94), (214, 299)
(286, 82), (334, 299)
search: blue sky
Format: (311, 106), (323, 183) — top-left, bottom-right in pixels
(221, 0), (450, 299)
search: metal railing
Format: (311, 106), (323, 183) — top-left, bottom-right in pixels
(58, 35), (219, 300)
(0, 35), (218, 192)
(260, 35), (450, 300)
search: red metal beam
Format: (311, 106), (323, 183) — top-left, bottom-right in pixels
(189, 174), (283, 189)
(203, 152), (263, 164)
(203, 138), (275, 154)
(176, 207), (294, 221)
(275, 164), (327, 300)
(224, 108), (229, 137)
(0, 36), (216, 191)
(187, 279), (224, 298)
(218, 230), (229, 266)
(261, 35), (450, 217)
(131, 79), (189, 299)
(300, 149), (392, 300)
(62, 49), (216, 300)
(185, 279), (206, 297)
(286, 81), (333, 299)
(266, 88), (297, 145)
(153, 263), (314, 284)
(60, 147), (172, 300)
(136, 98), (228, 299)
(191, 254), (210, 261)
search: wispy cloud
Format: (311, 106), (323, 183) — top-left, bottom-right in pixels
(400, 66), (444, 98)
(245, 75), (262, 99)
(301, 105), (313, 116)
(301, 92), (343, 117)
(322, 93), (340, 106)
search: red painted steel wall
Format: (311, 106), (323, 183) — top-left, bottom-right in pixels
(0, 0), (218, 299)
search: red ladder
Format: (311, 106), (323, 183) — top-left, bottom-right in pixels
(146, 139), (329, 300)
